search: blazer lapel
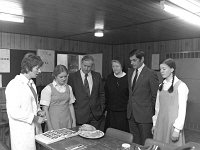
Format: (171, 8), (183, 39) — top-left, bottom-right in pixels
(77, 71), (85, 89)
(78, 70), (93, 96)
(129, 68), (134, 90)
(90, 72), (95, 97)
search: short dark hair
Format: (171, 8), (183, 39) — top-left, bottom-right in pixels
(81, 55), (94, 63)
(52, 65), (68, 79)
(21, 53), (43, 73)
(129, 49), (145, 60)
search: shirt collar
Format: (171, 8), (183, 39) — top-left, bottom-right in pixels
(18, 73), (30, 85)
(52, 80), (66, 87)
(114, 72), (126, 78)
(163, 75), (178, 84)
(80, 69), (92, 77)
(137, 63), (145, 73)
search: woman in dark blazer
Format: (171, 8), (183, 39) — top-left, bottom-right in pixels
(104, 59), (129, 132)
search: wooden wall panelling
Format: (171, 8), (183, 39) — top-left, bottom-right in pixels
(1, 33), (10, 49)
(63, 39), (70, 52)
(20, 34), (25, 50)
(10, 34), (15, 49)
(0, 32), (2, 48)
(102, 45), (113, 79)
(29, 35), (37, 50)
(15, 34), (21, 50)
(24, 35), (30, 50)
(197, 38), (200, 50)
(0, 32), (113, 81)
(123, 44), (132, 70)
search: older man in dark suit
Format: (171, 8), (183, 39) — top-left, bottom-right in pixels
(127, 49), (159, 145)
(68, 55), (105, 130)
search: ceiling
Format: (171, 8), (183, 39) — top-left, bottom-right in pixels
(1, 0), (200, 44)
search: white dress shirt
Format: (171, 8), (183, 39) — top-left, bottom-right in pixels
(80, 70), (93, 94)
(131, 63), (145, 86)
(152, 76), (189, 131)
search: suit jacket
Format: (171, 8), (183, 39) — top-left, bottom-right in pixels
(68, 70), (105, 124)
(127, 65), (159, 123)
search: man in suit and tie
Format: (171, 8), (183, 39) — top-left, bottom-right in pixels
(68, 55), (105, 130)
(127, 49), (159, 145)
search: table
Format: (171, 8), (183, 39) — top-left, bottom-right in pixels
(36, 127), (142, 150)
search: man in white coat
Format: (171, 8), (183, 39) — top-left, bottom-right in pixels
(5, 53), (46, 150)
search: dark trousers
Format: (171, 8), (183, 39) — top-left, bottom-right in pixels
(128, 114), (153, 145)
(77, 111), (105, 131)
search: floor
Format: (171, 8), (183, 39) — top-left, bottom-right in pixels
(185, 129), (200, 143)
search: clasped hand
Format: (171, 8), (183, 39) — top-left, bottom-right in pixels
(35, 110), (47, 124)
(37, 110), (46, 117)
(171, 128), (180, 142)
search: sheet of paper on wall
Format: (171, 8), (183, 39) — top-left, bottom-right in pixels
(151, 54), (160, 70)
(0, 49), (10, 73)
(57, 54), (68, 67)
(0, 74), (2, 87)
(37, 49), (55, 72)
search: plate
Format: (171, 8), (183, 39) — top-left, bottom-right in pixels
(79, 130), (104, 139)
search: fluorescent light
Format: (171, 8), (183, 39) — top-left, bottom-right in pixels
(0, 13), (24, 23)
(0, 1), (23, 15)
(0, 0), (24, 23)
(95, 21), (104, 30)
(168, 0), (200, 13)
(94, 30), (104, 37)
(161, 1), (200, 26)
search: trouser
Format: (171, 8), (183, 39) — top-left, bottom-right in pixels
(77, 111), (105, 131)
(128, 114), (153, 145)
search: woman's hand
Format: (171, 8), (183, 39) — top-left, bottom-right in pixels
(151, 126), (155, 135)
(171, 128), (180, 142)
(37, 110), (46, 117)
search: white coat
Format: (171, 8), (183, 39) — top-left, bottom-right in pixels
(5, 74), (42, 150)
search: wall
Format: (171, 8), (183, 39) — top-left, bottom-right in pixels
(0, 32), (113, 81)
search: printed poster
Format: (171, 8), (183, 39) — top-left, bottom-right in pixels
(37, 49), (55, 72)
(0, 49), (10, 73)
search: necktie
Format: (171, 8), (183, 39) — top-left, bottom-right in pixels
(84, 74), (90, 96)
(28, 82), (37, 101)
(132, 69), (138, 91)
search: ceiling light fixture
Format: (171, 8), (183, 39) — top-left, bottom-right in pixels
(168, 0), (200, 13)
(94, 30), (104, 37)
(161, 0), (200, 26)
(0, 0), (24, 23)
(0, 13), (24, 23)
